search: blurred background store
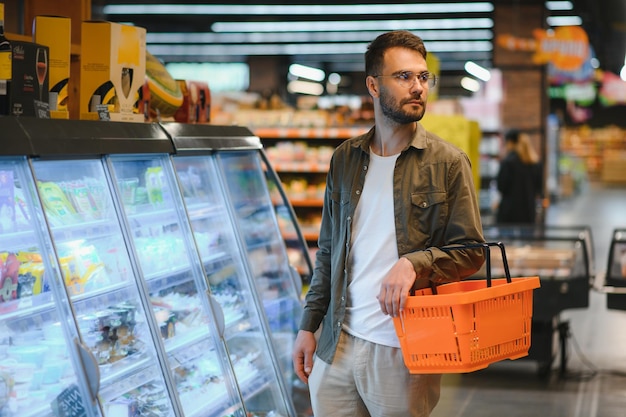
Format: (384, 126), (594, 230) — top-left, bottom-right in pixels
(2, 1), (626, 416)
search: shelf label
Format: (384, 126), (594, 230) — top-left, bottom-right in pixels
(50, 384), (88, 417)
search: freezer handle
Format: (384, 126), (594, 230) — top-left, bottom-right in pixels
(74, 337), (100, 403)
(207, 291), (226, 337)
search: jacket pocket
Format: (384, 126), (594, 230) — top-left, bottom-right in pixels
(410, 191), (447, 238)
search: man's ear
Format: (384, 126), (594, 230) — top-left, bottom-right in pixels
(366, 75), (379, 98)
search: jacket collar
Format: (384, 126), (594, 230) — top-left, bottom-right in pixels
(353, 122), (429, 152)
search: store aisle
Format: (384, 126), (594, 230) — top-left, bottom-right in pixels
(432, 182), (626, 417)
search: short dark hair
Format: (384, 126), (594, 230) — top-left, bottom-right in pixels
(365, 30), (428, 77)
(504, 129), (520, 144)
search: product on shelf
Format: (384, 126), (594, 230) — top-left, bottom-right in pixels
(33, 15), (71, 119)
(37, 177), (111, 225)
(78, 302), (141, 366)
(80, 21), (146, 122)
(145, 50), (184, 118)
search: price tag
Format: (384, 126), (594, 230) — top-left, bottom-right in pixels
(96, 104), (110, 121)
(50, 384), (88, 417)
(34, 99), (50, 119)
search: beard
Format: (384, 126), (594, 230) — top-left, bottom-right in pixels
(379, 86), (426, 124)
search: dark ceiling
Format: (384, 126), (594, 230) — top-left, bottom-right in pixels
(572, 0), (626, 77)
(94, 0), (626, 97)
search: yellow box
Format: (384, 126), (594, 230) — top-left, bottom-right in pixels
(80, 21), (146, 122)
(33, 15), (71, 119)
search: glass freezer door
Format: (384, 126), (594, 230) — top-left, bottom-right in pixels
(0, 157), (97, 417)
(212, 150), (303, 414)
(107, 155), (245, 417)
(30, 158), (178, 417)
(172, 154), (295, 417)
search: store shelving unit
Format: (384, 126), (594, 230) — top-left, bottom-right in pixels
(257, 127), (369, 252)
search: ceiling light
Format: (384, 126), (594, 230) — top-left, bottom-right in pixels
(328, 73), (342, 85)
(547, 16), (582, 26)
(287, 80), (324, 96)
(212, 18), (494, 33)
(464, 61), (491, 82)
(461, 77), (481, 92)
(104, 3), (494, 16)
(289, 64), (326, 82)
(146, 29), (493, 44)
(148, 41), (492, 57)
(545, 1), (574, 11)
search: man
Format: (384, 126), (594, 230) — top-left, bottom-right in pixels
(292, 30), (485, 417)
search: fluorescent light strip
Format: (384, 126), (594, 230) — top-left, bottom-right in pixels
(146, 29), (493, 44)
(103, 3), (494, 15)
(147, 41), (492, 56)
(461, 77), (481, 92)
(465, 61), (491, 81)
(546, 16), (582, 26)
(289, 64), (326, 82)
(287, 80), (324, 96)
(545, 1), (574, 11)
(212, 18), (494, 33)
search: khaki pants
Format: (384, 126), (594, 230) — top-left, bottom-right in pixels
(309, 330), (441, 417)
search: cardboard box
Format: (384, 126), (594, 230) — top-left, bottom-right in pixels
(33, 15), (71, 119)
(173, 80), (211, 123)
(9, 41), (49, 118)
(80, 21), (146, 122)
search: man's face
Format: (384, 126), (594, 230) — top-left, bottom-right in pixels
(374, 47), (430, 124)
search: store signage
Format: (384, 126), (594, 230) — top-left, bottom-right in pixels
(497, 26), (589, 71)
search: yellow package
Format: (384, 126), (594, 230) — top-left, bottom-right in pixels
(60, 255), (84, 295)
(37, 181), (77, 224)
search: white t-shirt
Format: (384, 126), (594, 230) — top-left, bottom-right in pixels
(343, 149), (401, 348)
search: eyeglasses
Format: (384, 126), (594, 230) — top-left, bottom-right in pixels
(374, 71), (437, 89)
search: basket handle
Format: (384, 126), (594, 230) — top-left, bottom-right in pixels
(427, 242), (511, 294)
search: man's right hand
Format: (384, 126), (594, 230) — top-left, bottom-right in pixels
(292, 330), (316, 384)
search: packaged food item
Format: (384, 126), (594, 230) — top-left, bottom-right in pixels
(0, 252), (19, 303)
(37, 181), (76, 225)
(80, 21), (146, 122)
(59, 255), (83, 295)
(117, 177), (139, 206)
(145, 50), (182, 119)
(8, 41), (49, 117)
(32, 15), (71, 119)
(106, 397), (139, 416)
(145, 167), (164, 205)
(17, 261), (41, 298)
(61, 180), (100, 220)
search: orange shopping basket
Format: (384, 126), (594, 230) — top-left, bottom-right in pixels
(393, 242), (541, 374)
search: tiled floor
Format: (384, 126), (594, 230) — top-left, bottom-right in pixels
(432, 182), (626, 417)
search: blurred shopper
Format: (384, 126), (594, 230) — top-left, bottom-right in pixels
(496, 129), (543, 224)
(292, 30), (485, 417)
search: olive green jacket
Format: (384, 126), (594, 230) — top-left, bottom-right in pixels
(299, 123), (485, 364)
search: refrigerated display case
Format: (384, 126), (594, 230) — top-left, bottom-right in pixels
(162, 124), (304, 404)
(605, 228), (626, 311)
(0, 117), (301, 417)
(0, 118), (98, 417)
(479, 224), (594, 375)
